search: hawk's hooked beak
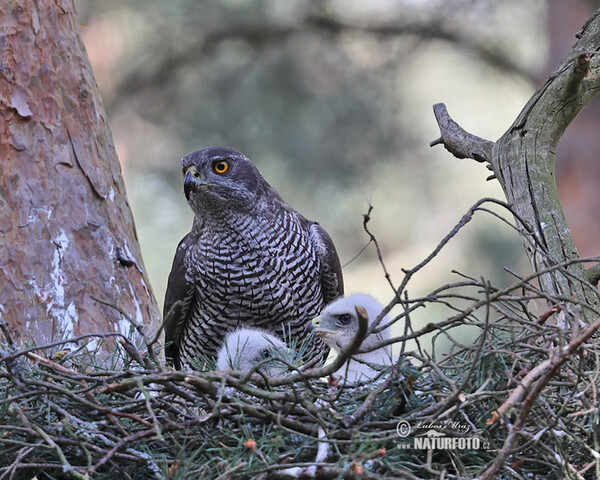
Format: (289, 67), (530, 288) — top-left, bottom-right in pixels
(184, 171), (197, 200)
(184, 171), (208, 200)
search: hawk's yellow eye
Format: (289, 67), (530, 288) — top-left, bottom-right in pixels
(212, 160), (230, 174)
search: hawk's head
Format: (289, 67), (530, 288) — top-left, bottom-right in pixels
(181, 146), (268, 214)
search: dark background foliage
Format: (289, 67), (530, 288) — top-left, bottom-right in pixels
(75, 0), (599, 322)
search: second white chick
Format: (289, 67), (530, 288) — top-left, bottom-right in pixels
(216, 328), (292, 375)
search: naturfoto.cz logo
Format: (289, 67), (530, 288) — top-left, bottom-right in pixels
(396, 420), (489, 451)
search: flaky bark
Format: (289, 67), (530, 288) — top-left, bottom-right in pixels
(431, 10), (600, 321)
(0, 0), (160, 346)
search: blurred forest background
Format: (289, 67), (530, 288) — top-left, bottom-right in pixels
(74, 0), (600, 321)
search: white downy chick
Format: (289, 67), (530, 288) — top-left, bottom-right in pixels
(312, 294), (395, 384)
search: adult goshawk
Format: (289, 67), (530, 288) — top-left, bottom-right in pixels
(163, 146), (344, 369)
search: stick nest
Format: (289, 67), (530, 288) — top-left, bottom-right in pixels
(2, 200), (600, 480)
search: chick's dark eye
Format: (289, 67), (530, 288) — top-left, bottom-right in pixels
(337, 313), (353, 326)
(260, 349), (272, 360)
(212, 160), (230, 174)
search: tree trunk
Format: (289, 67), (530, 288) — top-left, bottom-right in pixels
(0, 0), (160, 347)
(431, 9), (600, 323)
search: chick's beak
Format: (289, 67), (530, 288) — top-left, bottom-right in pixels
(305, 316), (320, 334)
(310, 315), (334, 339)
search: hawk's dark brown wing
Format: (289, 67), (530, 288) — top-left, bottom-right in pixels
(163, 232), (197, 369)
(308, 221), (344, 303)
(276, 197), (344, 304)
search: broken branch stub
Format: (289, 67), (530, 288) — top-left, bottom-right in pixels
(430, 103), (493, 163)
